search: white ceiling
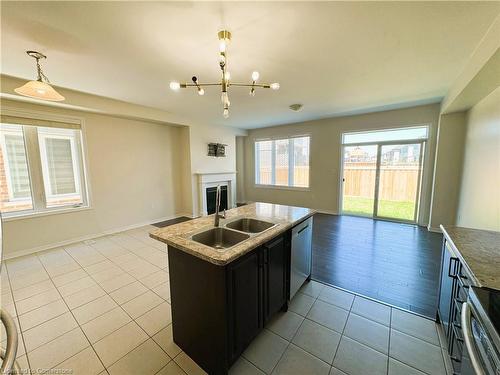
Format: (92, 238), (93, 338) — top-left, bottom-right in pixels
(1, 2), (499, 129)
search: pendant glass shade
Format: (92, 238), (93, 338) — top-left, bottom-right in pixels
(15, 80), (65, 102)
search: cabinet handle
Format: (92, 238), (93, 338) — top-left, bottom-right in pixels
(448, 257), (459, 278)
(297, 225), (309, 235)
(452, 322), (463, 342)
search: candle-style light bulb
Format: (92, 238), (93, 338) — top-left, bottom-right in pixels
(270, 83), (280, 90)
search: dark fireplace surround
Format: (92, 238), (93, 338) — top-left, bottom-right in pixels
(206, 185), (228, 215)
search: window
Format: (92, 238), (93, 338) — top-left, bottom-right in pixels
(342, 126), (428, 145)
(0, 114), (88, 217)
(255, 136), (310, 188)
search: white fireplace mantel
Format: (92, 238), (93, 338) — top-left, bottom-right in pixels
(196, 172), (237, 216)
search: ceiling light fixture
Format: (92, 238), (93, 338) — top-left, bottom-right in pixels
(14, 51), (65, 102)
(169, 30), (279, 118)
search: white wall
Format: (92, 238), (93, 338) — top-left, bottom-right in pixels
(187, 124), (246, 216)
(428, 112), (467, 231)
(236, 136), (246, 203)
(2, 99), (185, 257)
(456, 87), (500, 231)
(243, 103), (440, 225)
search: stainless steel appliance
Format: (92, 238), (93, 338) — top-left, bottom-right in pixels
(460, 287), (500, 375)
(290, 216), (313, 299)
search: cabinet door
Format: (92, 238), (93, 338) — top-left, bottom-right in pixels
(227, 250), (262, 361)
(263, 235), (287, 323)
(438, 239), (458, 344)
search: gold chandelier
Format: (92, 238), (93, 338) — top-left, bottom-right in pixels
(169, 30), (279, 118)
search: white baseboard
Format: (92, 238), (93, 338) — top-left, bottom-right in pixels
(3, 213), (185, 260)
(315, 209), (339, 215)
(427, 226), (442, 233)
(176, 212), (197, 219)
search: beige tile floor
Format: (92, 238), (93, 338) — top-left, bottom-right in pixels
(1, 225), (452, 375)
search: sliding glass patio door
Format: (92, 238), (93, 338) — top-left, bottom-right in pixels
(341, 145), (378, 217)
(376, 143), (424, 222)
(340, 127), (427, 224)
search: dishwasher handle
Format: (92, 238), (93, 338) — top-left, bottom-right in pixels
(461, 301), (485, 375)
(297, 224), (309, 235)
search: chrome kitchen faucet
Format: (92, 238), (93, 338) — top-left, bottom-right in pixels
(214, 185), (226, 227)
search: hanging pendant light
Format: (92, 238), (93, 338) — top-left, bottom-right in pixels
(15, 51), (65, 102)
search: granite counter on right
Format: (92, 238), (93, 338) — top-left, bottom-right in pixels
(437, 224), (500, 375)
(440, 224), (500, 290)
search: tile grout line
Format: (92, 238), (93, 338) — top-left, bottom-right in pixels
(61, 242), (173, 372)
(33, 250), (109, 374)
(4, 226), (161, 373)
(312, 277), (437, 322)
(8, 231), (442, 375)
(3, 264), (32, 371)
(268, 282), (330, 374)
(387, 306), (392, 375)
(70, 234), (178, 371)
(330, 288), (355, 371)
(28, 242), (151, 372)
(387, 319), (443, 375)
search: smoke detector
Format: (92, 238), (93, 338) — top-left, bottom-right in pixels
(289, 104), (303, 112)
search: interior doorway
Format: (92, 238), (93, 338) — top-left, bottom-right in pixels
(341, 127), (427, 223)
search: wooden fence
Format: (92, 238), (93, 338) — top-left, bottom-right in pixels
(258, 167), (309, 187)
(257, 163), (418, 201)
(344, 163), (419, 201)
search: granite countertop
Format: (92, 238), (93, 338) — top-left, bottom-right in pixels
(150, 202), (316, 266)
(441, 225), (500, 290)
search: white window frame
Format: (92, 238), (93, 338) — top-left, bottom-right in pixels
(0, 125), (31, 202)
(38, 129), (82, 201)
(254, 135), (311, 190)
(1, 107), (92, 221)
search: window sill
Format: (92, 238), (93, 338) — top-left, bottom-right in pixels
(2, 205), (92, 222)
(254, 184), (311, 192)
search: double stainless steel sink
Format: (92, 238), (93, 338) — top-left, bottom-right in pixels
(226, 218), (275, 233)
(190, 218), (276, 250)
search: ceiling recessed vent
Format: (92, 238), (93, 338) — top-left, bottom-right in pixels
(289, 104), (303, 112)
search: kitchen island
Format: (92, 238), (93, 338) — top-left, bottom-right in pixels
(150, 202), (315, 375)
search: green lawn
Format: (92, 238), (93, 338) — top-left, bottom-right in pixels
(343, 196), (415, 221)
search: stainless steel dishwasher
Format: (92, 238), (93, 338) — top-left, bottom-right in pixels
(290, 216), (313, 300)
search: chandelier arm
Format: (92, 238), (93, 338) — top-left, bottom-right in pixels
(182, 83), (222, 87)
(229, 83), (271, 88)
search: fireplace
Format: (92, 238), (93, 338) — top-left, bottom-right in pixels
(206, 185), (228, 215)
(196, 172), (236, 216)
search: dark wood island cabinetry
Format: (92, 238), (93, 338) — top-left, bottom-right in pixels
(150, 203), (315, 375)
(168, 231), (290, 374)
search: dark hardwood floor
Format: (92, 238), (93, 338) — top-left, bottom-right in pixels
(152, 216), (192, 228)
(312, 213), (443, 318)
